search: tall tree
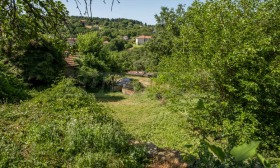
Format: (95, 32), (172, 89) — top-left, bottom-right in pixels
(0, 0), (68, 49)
(154, 0), (280, 157)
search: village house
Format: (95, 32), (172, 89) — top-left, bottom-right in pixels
(103, 41), (110, 44)
(135, 35), (152, 45)
(80, 20), (87, 27)
(67, 38), (77, 46)
(64, 55), (79, 77)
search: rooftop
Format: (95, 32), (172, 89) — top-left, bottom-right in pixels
(65, 55), (79, 67)
(136, 35), (152, 39)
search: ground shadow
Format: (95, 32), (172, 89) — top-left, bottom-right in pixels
(95, 92), (126, 102)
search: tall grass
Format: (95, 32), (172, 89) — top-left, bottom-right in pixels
(0, 79), (147, 167)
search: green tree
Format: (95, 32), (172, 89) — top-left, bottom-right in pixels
(107, 38), (126, 51)
(0, 0), (68, 87)
(76, 32), (112, 89)
(154, 0), (280, 160)
(77, 32), (103, 55)
(14, 38), (66, 86)
(0, 62), (28, 103)
(0, 0), (68, 52)
(146, 5), (186, 71)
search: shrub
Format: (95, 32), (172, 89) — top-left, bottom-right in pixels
(154, 0), (280, 159)
(132, 80), (144, 92)
(0, 79), (148, 167)
(14, 38), (65, 86)
(0, 62), (28, 103)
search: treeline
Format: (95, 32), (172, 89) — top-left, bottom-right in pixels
(0, 11), (156, 100)
(147, 0), (280, 166)
(67, 16), (154, 39)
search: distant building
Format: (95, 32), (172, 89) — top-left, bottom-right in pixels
(92, 25), (100, 30)
(67, 38), (77, 46)
(85, 25), (92, 29)
(80, 20), (86, 27)
(103, 41), (110, 44)
(135, 35), (152, 45)
(64, 55), (79, 77)
(123, 36), (129, 40)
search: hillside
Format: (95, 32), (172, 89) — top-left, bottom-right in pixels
(67, 16), (154, 39)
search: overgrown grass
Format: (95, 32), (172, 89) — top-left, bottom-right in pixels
(96, 91), (200, 155)
(0, 79), (148, 167)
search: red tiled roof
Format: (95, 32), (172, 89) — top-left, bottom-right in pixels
(65, 55), (79, 67)
(136, 35), (152, 39)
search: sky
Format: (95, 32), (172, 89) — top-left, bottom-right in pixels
(61, 0), (194, 25)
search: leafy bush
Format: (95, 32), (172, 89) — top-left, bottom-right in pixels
(77, 32), (103, 55)
(132, 80), (144, 92)
(77, 63), (101, 90)
(76, 32), (115, 90)
(0, 79), (148, 167)
(0, 62), (28, 103)
(114, 47), (155, 72)
(152, 0), (280, 162)
(14, 38), (65, 86)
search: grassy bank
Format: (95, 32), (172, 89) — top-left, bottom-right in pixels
(0, 79), (147, 167)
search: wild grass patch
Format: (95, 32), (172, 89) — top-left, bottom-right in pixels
(0, 79), (148, 167)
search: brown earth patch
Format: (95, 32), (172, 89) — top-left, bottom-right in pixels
(131, 141), (188, 168)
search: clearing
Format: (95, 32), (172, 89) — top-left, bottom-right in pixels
(96, 76), (199, 166)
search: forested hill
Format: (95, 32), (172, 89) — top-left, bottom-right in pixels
(67, 16), (154, 38)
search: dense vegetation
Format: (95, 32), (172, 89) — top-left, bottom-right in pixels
(0, 62), (28, 103)
(0, 1), (149, 167)
(1, 0), (279, 167)
(0, 79), (147, 167)
(66, 16), (154, 52)
(68, 16), (154, 38)
(148, 0), (280, 166)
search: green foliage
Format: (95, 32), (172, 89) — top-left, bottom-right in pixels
(77, 65), (100, 89)
(0, 79), (148, 167)
(205, 141), (225, 162)
(230, 141), (261, 161)
(96, 91), (196, 154)
(0, 0), (68, 88)
(149, 0), (280, 167)
(77, 32), (111, 70)
(77, 32), (103, 55)
(153, 0), (280, 160)
(201, 140), (276, 167)
(0, 0), (68, 46)
(14, 38), (65, 86)
(68, 16), (154, 38)
(0, 62), (28, 103)
(257, 154), (271, 168)
(107, 38), (127, 51)
(114, 47), (156, 72)
(76, 32), (114, 89)
(132, 80), (144, 92)
(145, 4), (186, 71)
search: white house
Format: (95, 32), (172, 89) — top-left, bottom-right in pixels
(135, 35), (152, 45)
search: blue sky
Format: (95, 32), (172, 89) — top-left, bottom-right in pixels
(61, 0), (194, 25)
